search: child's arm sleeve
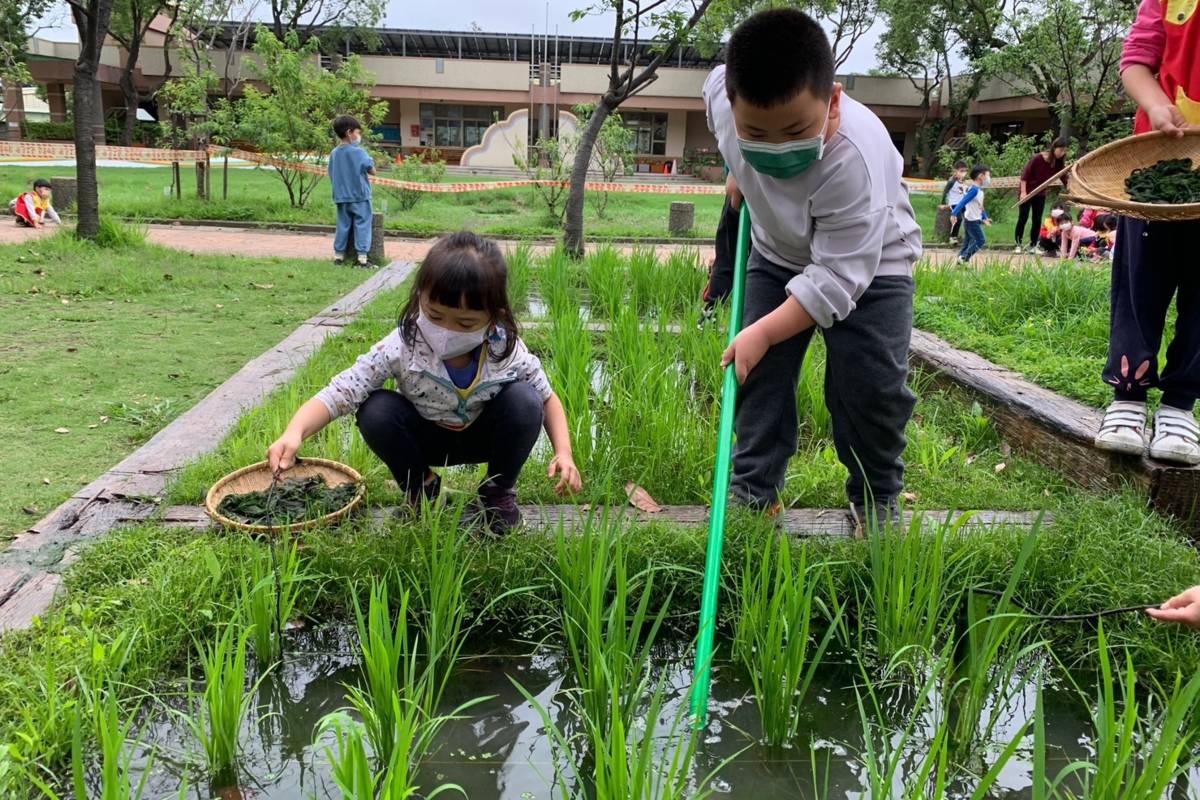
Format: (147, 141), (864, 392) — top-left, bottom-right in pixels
(44, 204), (61, 224)
(787, 187), (888, 328)
(1122, 0), (1164, 73)
(951, 186), (977, 217)
(941, 177), (955, 203)
(509, 339), (554, 402)
(313, 330), (402, 419)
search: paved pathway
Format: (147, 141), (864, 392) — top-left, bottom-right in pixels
(1, 220), (1053, 268)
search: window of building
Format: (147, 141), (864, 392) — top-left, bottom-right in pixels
(989, 121), (1025, 142)
(419, 103), (504, 148)
(621, 112), (668, 155)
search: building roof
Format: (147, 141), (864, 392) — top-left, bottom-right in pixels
(207, 22), (725, 68)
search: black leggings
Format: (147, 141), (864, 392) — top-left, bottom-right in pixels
(1015, 194), (1046, 248)
(355, 381), (544, 500)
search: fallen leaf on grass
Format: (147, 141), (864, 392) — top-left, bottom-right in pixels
(901, 491), (918, 504)
(54, 427), (70, 434)
(624, 482), (662, 513)
(42, 477), (50, 485)
(994, 462), (1006, 474)
(1000, 442), (1012, 457)
(66, 347), (76, 353)
(250, 282), (275, 290)
(215, 304), (224, 309)
(87, 424), (98, 429)
(22, 506), (38, 516)
(162, 273), (173, 280)
(60, 298), (69, 305)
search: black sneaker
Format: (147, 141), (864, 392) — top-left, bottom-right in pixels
(467, 481), (522, 537)
(333, 252), (346, 265)
(849, 497), (902, 538)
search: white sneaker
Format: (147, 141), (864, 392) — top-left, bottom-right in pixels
(1013, 246), (1024, 254)
(1149, 406), (1200, 465)
(1094, 401), (1148, 456)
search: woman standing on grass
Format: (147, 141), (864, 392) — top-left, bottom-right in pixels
(266, 231), (583, 536)
(1093, 0), (1200, 465)
(1014, 138), (1069, 254)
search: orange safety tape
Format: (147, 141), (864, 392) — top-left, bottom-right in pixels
(1, 141), (1009, 195)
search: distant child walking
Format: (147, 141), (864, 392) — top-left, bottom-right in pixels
(706, 9), (923, 531)
(329, 115), (376, 266)
(950, 165), (993, 264)
(1094, 0), (1200, 465)
(267, 231), (582, 535)
(941, 160), (969, 244)
(9, 179), (60, 228)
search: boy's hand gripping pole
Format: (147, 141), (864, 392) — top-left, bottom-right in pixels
(690, 202), (751, 726)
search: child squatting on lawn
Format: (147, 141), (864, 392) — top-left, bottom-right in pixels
(707, 9), (923, 532)
(9, 179), (61, 228)
(329, 114), (376, 267)
(1093, 0), (1200, 465)
(267, 231), (583, 536)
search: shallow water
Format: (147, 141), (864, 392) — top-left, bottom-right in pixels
(116, 625), (1195, 799)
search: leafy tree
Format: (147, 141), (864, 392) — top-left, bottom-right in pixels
(699, 0), (875, 71)
(237, 27), (386, 208)
(575, 102), (635, 218)
(108, 0), (173, 146)
(67, 0), (118, 240)
(2, 0), (54, 129)
(266, 0), (385, 41)
(983, 0), (1135, 149)
(514, 135), (574, 224)
(562, 0), (717, 256)
(156, 66), (219, 198)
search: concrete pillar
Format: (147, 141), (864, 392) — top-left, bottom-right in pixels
(3, 83), (25, 140)
(47, 83), (68, 123)
(51, 176), (78, 211)
(668, 201), (695, 236)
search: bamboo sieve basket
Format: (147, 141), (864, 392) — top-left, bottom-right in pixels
(1064, 130), (1200, 221)
(205, 457), (365, 535)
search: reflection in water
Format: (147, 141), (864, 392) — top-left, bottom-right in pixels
(117, 627), (1193, 799)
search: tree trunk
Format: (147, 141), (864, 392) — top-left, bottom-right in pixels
(119, 36), (142, 147)
(73, 69), (102, 239)
(563, 96), (615, 258)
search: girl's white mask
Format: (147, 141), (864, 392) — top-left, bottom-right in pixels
(1059, 222), (1072, 231)
(416, 311), (488, 358)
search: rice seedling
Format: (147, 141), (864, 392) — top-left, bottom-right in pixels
(946, 526), (1045, 754)
(552, 514), (671, 737)
(318, 703), (467, 799)
(865, 513), (967, 665)
(346, 579), (415, 769)
(184, 623), (268, 787)
(237, 536), (311, 667)
(545, 298), (596, 470)
(628, 246), (662, 317)
(1043, 624), (1200, 799)
(584, 243), (626, 320)
(795, 345), (831, 442)
(506, 241), (534, 314)
(659, 248), (706, 320)
(540, 245), (579, 320)
(733, 536), (842, 747)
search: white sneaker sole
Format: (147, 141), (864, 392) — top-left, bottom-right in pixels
(1094, 435), (1146, 457)
(1148, 443), (1200, 465)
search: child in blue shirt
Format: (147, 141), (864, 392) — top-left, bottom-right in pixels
(330, 115), (376, 266)
(950, 165), (993, 264)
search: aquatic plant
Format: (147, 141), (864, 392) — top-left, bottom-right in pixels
(238, 537), (311, 667)
(865, 513), (967, 664)
(506, 241), (534, 314)
(584, 243), (626, 319)
(545, 298), (596, 470)
(553, 515), (670, 738)
(733, 536), (841, 747)
(217, 475), (358, 525)
(184, 624), (266, 786)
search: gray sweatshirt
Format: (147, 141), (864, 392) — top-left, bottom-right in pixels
(704, 65), (923, 328)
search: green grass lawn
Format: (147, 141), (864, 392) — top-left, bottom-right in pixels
(913, 258), (1137, 410)
(2, 165), (943, 241)
(0, 231), (367, 541)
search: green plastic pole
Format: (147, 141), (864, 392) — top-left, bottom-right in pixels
(690, 202), (751, 725)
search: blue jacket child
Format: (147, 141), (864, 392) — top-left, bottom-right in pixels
(330, 115), (376, 266)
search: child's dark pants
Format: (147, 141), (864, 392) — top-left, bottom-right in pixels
(730, 249), (917, 508)
(1104, 217), (1200, 411)
(356, 381), (544, 501)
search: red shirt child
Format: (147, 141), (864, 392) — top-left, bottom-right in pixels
(1122, 0), (1200, 133)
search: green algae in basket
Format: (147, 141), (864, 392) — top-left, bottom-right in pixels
(1124, 158), (1200, 204)
(217, 475), (358, 525)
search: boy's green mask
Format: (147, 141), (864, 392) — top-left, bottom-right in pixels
(736, 100), (830, 180)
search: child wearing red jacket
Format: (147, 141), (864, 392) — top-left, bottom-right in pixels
(1094, 0), (1200, 464)
(9, 179), (61, 228)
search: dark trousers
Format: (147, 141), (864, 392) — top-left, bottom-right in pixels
(950, 217), (962, 239)
(703, 194), (741, 305)
(959, 220), (986, 261)
(1104, 218), (1200, 411)
(1015, 194), (1046, 248)
(355, 381), (545, 500)
(730, 250), (917, 507)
